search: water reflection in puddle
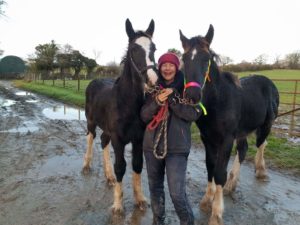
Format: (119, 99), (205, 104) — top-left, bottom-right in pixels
(16, 91), (33, 96)
(38, 155), (82, 177)
(0, 98), (16, 107)
(26, 99), (39, 103)
(43, 105), (85, 120)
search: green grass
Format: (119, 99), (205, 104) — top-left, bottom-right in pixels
(236, 69), (300, 105)
(236, 69), (300, 79)
(246, 133), (300, 173)
(14, 80), (85, 107)
(14, 70), (300, 174)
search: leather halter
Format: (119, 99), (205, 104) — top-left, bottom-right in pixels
(183, 59), (211, 91)
(130, 55), (156, 78)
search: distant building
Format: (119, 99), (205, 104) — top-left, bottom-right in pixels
(0, 55), (26, 79)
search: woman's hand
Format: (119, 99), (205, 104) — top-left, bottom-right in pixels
(157, 88), (173, 103)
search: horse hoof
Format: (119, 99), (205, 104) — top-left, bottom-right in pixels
(223, 187), (231, 195)
(200, 199), (212, 213)
(82, 166), (91, 175)
(223, 181), (237, 195)
(111, 204), (124, 214)
(255, 170), (268, 180)
(107, 177), (116, 186)
(136, 199), (148, 211)
(209, 215), (224, 225)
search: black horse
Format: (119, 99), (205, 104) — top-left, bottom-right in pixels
(179, 25), (279, 225)
(83, 19), (158, 213)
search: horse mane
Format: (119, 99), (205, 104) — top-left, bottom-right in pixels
(209, 50), (241, 88)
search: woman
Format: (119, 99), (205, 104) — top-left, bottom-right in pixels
(141, 52), (201, 225)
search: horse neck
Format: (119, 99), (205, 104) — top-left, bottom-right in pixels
(203, 61), (221, 96)
(116, 61), (144, 109)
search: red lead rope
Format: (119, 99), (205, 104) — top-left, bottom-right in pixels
(147, 103), (169, 130)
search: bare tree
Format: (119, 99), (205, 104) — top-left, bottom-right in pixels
(219, 55), (233, 66)
(0, 1), (6, 55)
(167, 48), (182, 58)
(285, 51), (300, 69)
(0, 0), (6, 17)
(253, 54), (268, 65)
(93, 49), (102, 63)
(272, 54), (283, 69)
(61, 44), (73, 54)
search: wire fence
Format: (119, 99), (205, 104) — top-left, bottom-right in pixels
(272, 79), (300, 137)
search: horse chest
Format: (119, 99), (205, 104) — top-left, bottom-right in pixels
(117, 117), (144, 142)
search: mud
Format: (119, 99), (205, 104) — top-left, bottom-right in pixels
(0, 80), (300, 225)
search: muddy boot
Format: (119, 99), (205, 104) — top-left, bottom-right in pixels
(152, 216), (165, 225)
(151, 196), (165, 225)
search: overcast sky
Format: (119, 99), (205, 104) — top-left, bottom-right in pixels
(1, 0), (300, 65)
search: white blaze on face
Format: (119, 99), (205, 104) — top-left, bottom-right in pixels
(135, 37), (158, 86)
(191, 48), (197, 60)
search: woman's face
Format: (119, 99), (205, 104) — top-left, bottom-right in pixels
(160, 62), (177, 84)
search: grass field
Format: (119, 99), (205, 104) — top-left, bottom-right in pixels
(236, 69), (300, 105)
(13, 69), (300, 173)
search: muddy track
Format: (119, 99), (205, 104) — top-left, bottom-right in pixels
(0, 80), (300, 225)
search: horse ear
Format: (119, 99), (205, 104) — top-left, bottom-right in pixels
(126, 18), (135, 41)
(145, 19), (155, 37)
(205, 24), (214, 45)
(179, 30), (190, 52)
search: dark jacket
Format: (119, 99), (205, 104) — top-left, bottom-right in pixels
(141, 71), (202, 154)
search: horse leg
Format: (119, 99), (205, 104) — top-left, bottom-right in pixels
(132, 141), (147, 210)
(209, 138), (233, 225)
(82, 123), (96, 174)
(200, 179), (216, 213)
(200, 143), (216, 213)
(100, 133), (116, 186)
(255, 122), (272, 179)
(111, 137), (126, 213)
(224, 138), (248, 194)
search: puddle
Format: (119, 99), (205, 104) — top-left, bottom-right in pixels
(0, 98), (16, 107)
(0, 121), (39, 133)
(288, 136), (300, 144)
(26, 99), (39, 103)
(43, 105), (86, 120)
(37, 155), (82, 177)
(15, 91), (33, 96)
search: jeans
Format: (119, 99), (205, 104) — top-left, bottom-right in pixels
(144, 151), (194, 225)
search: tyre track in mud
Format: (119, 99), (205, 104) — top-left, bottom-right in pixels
(0, 80), (300, 225)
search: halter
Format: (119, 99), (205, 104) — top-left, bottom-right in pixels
(183, 59), (211, 116)
(128, 35), (157, 78)
(130, 55), (156, 78)
(183, 59), (211, 91)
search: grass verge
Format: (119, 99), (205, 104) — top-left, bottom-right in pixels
(14, 80), (85, 107)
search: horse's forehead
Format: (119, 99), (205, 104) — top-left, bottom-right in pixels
(189, 42), (209, 61)
(134, 36), (157, 85)
(191, 49), (197, 60)
(135, 36), (152, 50)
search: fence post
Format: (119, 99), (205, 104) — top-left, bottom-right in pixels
(289, 80), (298, 135)
(292, 81), (298, 116)
(78, 76), (80, 92)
